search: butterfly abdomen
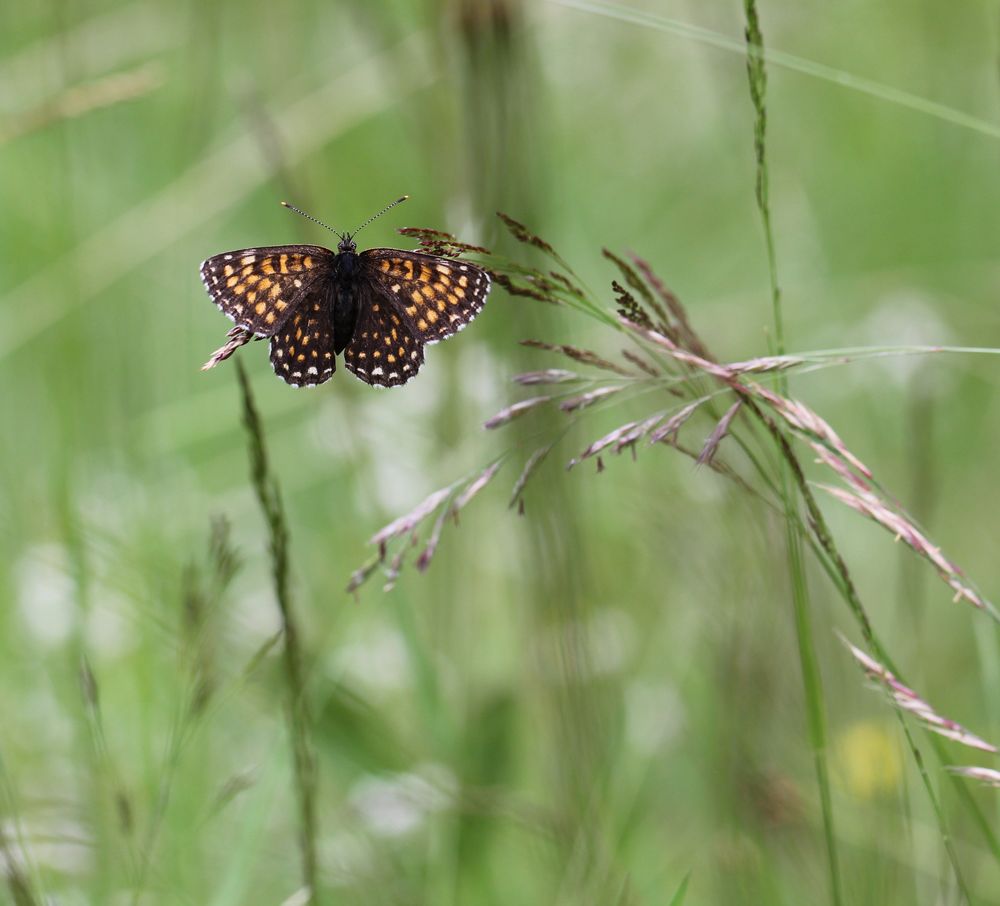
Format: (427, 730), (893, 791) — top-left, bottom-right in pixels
(329, 251), (362, 354)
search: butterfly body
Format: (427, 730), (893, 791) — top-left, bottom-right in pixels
(200, 232), (490, 388)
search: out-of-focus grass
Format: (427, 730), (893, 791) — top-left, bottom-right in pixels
(3, 1), (1000, 903)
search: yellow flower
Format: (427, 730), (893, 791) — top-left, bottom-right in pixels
(835, 720), (902, 799)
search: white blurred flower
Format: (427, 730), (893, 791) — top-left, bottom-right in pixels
(348, 764), (455, 838)
(85, 589), (136, 658)
(625, 680), (685, 755)
(861, 290), (954, 388)
(328, 623), (411, 698)
(16, 544), (74, 648)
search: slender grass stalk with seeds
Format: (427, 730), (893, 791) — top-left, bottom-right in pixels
(235, 361), (319, 903)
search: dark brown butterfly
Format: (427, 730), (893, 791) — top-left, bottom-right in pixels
(199, 197), (491, 388)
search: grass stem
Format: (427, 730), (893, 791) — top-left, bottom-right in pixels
(236, 361), (319, 902)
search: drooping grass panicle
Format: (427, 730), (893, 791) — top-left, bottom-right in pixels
(509, 445), (554, 513)
(397, 226), (491, 258)
(948, 767), (1000, 787)
(484, 396), (553, 430)
(520, 339), (634, 376)
(567, 419), (641, 470)
(697, 400), (742, 466)
(490, 272), (563, 304)
(512, 369), (580, 385)
(346, 554), (381, 596)
(614, 411), (671, 455)
(843, 637), (998, 753)
(728, 354), (805, 374)
(496, 211), (557, 257)
(369, 486), (454, 556)
(648, 399), (708, 445)
(558, 385), (625, 413)
(356, 462), (506, 589)
(452, 460), (504, 516)
(621, 348), (661, 378)
(202, 326), (252, 371)
(821, 485), (994, 615)
(602, 248), (656, 310)
(415, 501), (452, 574)
(629, 253), (709, 359)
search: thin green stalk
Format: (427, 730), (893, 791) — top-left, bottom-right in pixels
(553, 0), (1000, 143)
(235, 361), (319, 902)
(753, 405), (974, 896)
(742, 4), (841, 903)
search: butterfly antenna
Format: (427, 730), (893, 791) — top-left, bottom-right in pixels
(348, 195), (409, 240)
(280, 201), (344, 239)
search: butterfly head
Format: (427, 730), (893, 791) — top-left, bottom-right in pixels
(337, 234), (358, 254)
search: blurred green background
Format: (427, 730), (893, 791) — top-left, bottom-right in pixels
(3, 0), (1000, 903)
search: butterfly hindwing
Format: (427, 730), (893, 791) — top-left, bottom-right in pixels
(362, 249), (490, 345)
(200, 245), (333, 337)
(269, 294), (337, 387)
(343, 284), (424, 388)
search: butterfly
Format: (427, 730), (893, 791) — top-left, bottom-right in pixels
(199, 197), (491, 388)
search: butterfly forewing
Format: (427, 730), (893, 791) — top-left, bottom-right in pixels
(269, 302), (338, 387)
(343, 284), (424, 388)
(200, 245), (334, 336)
(362, 250), (490, 344)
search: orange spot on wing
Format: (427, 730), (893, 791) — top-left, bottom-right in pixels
(255, 301), (266, 315)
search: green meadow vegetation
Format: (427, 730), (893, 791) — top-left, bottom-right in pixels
(3, 1), (1000, 903)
